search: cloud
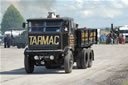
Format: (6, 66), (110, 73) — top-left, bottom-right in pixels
(80, 7), (122, 18)
(80, 10), (93, 17)
(1, 0), (128, 28)
(3, 0), (21, 1)
(101, 8), (122, 18)
(122, 0), (128, 5)
(76, 0), (83, 8)
(1, 0), (57, 20)
(69, 5), (76, 9)
(109, 0), (128, 8)
(110, 1), (124, 8)
(75, 1), (124, 18)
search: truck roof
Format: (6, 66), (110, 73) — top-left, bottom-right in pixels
(27, 17), (74, 21)
(119, 26), (128, 30)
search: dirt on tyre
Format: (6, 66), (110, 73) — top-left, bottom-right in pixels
(64, 50), (73, 73)
(24, 55), (34, 73)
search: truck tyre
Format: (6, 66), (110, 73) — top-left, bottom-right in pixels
(24, 55), (34, 73)
(76, 48), (88, 69)
(81, 48), (88, 69)
(64, 50), (73, 73)
(88, 48), (93, 68)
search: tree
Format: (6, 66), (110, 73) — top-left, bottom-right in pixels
(105, 27), (110, 31)
(1, 4), (25, 33)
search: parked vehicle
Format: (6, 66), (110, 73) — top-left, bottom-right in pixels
(119, 25), (128, 43)
(4, 30), (27, 48)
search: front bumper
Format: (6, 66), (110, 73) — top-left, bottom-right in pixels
(24, 48), (63, 56)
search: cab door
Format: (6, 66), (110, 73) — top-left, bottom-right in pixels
(68, 20), (75, 49)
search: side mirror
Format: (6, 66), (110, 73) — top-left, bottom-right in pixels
(76, 24), (79, 29)
(22, 22), (26, 28)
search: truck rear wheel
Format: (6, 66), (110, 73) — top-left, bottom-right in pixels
(64, 51), (73, 73)
(81, 48), (88, 69)
(76, 48), (88, 69)
(24, 55), (34, 73)
(88, 49), (94, 68)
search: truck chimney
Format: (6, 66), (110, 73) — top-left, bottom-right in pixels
(47, 12), (56, 18)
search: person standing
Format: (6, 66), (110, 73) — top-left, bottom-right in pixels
(110, 37), (113, 44)
(122, 34), (126, 44)
(4, 34), (11, 48)
(4, 35), (7, 48)
(6, 35), (11, 48)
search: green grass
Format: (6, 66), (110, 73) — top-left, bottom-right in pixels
(99, 41), (106, 44)
(124, 82), (128, 85)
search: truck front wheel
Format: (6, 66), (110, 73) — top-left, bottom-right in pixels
(24, 55), (34, 73)
(64, 51), (73, 73)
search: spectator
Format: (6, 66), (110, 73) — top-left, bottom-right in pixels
(4, 35), (7, 48)
(122, 35), (126, 44)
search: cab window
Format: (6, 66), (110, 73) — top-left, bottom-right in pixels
(28, 21), (44, 32)
(46, 27), (60, 32)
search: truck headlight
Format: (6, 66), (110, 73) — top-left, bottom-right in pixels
(34, 55), (39, 60)
(50, 55), (54, 60)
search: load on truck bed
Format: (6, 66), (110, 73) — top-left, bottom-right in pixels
(23, 12), (97, 73)
(76, 29), (97, 48)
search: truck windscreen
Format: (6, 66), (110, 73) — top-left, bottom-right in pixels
(28, 21), (62, 32)
(119, 30), (128, 33)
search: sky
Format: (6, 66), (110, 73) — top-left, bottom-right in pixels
(0, 0), (128, 28)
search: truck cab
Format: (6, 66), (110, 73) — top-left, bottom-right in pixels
(26, 17), (75, 50)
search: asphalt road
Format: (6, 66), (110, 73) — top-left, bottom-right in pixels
(0, 45), (128, 85)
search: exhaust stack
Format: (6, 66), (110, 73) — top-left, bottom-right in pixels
(47, 12), (56, 18)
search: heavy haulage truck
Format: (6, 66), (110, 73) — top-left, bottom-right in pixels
(23, 12), (97, 73)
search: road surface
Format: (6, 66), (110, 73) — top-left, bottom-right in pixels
(0, 45), (128, 85)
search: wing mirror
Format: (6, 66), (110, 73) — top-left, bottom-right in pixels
(22, 22), (26, 28)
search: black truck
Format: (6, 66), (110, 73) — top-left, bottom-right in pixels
(23, 12), (97, 73)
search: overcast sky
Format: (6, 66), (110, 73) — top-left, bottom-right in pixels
(0, 0), (128, 28)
